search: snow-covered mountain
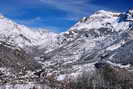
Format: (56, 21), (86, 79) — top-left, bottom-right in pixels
(0, 15), (58, 55)
(0, 14), (59, 85)
(1, 9), (133, 88)
(39, 9), (133, 79)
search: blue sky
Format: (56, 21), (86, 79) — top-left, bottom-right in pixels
(0, 0), (133, 32)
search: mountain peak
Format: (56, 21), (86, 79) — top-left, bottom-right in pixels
(127, 9), (133, 21)
(119, 9), (133, 22)
(128, 8), (133, 12)
(95, 10), (110, 14)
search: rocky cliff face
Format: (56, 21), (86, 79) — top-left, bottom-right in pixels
(40, 9), (133, 78)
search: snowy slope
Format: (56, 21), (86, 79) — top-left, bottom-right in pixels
(38, 9), (133, 78)
(0, 15), (58, 54)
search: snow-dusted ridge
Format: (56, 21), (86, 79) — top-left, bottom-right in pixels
(0, 14), (59, 54)
(40, 9), (133, 78)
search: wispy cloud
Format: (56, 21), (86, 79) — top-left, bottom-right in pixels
(38, 0), (109, 21)
(39, 0), (90, 16)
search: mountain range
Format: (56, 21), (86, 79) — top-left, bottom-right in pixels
(1, 9), (133, 88)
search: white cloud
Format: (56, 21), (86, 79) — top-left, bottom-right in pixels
(39, 0), (110, 21)
(39, 0), (90, 15)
